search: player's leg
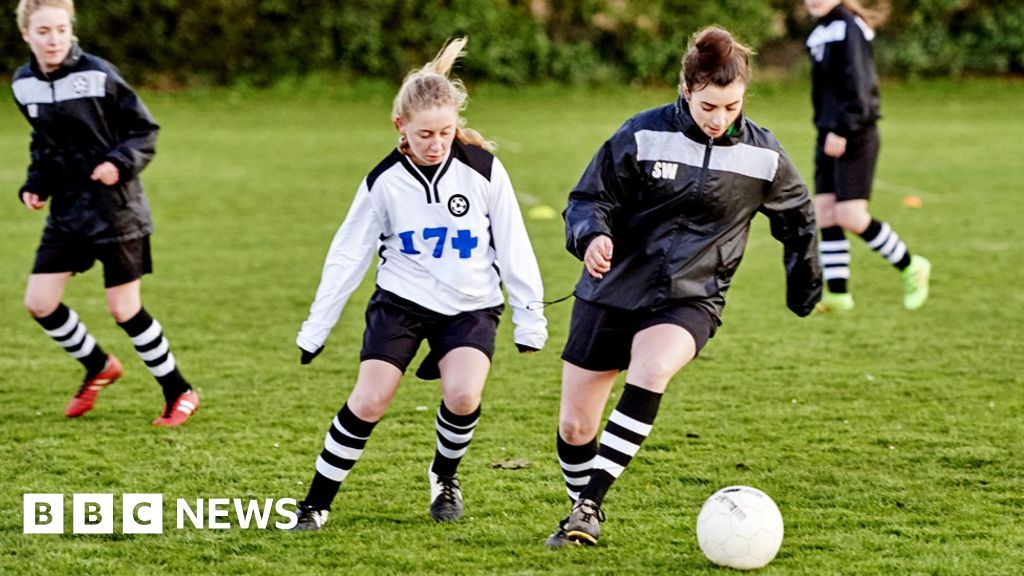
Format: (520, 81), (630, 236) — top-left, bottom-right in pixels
(816, 193), (855, 312)
(101, 238), (197, 425)
(814, 134), (855, 313)
(835, 127), (930, 310)
(552, 299), (627, 506)
(560, 324), (698, 545)
(544, 363), (618, 547)
(27, 236), (120, 416)
(425, 347), (490, 521)
(556, 363), (617, 502)
(293, 289), (422, 531)
(425, 305), (502, 521)
(293, 359), (402, 531)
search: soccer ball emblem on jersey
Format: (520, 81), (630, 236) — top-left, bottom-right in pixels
(72, 75), (90, 95)
(448, 194), (470, 217)
(696, 486), (784, 570)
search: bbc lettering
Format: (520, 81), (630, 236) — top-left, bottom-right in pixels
(24, 494), (298, 534)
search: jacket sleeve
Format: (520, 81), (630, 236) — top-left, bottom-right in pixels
(563, 138), (626, 260)
(104, 71), (158, 182)
(20, 132), (53, 201)
(296, 181), (380, 353)
(487, 158), (548, 350)
(759, 149), (822, 317)
(834, 20), (876, 136)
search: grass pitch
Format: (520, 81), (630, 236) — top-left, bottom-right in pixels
(0, 77), (1021, 574)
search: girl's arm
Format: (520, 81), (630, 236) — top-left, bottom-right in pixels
(297, 181), (381, 354)
(487, 158), (547, 351)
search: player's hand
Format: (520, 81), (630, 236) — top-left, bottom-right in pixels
(823, 132), (847, 158)
(584, 235), (614, 279)
(516, 343), (540, 354)
(299, 345), (324, 365)
(21, 191), (46, 211)
(91, 161), (120, 186)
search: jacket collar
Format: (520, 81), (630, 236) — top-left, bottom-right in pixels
(30, 42), (83, 80)
(674, 94), (745, 146)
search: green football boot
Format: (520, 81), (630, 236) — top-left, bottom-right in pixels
(815, 290), (855, 313)
(901, 255), (932, 310)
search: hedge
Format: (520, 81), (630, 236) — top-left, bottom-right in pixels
(2, 0), (1021, 86)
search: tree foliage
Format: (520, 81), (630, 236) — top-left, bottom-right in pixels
(2, 0), (1020, 86)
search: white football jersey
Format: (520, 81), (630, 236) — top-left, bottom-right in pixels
(297, 141), (548, 352)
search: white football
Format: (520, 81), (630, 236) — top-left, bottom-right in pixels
(696, 486), (784, 570)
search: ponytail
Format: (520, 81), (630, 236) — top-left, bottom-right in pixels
(392, 37), (494, 152)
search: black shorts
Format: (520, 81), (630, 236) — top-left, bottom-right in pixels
(561, 298), (717, 372)
(32, 229), (152, 288)
(360, 288), (503, 380)
(814, 125), (880, 201)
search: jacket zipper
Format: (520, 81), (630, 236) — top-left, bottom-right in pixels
(699, 138), (713, 195)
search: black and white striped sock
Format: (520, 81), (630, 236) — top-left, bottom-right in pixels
(305, 403), (377, 510)
(580, 384), (662, 507)
(820, 226), (850, 293)
(34, 304), (108, 376)
(117, 308), (190, 405)
(557, 432), (597, 503)
(430, 402), (480, 477)
(860, 219), (912, 271)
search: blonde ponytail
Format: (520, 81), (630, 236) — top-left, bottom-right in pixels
(392, 37), (494, 152)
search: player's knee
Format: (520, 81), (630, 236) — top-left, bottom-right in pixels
(559, 420), (598, 445)
(24, 296), (57, 319)
(443, 390), (480, 415)
(107, 302), (138, 323)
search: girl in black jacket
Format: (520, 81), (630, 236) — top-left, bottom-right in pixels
(13, 0), (198, 426)
(805, 0), (931, 312)
(545, 27), (821, 547)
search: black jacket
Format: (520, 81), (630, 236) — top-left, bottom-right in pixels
(564, 97), (821, 319)
(806, 4), (881, 136)
(12, 43), (158, 243)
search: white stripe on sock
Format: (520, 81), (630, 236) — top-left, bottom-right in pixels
(437, 424), (474, 444)
(323, 432), (365, 461)
(867, 223), (892, 249)
(608, 410), (653, 436)
(331, 416), (371, 441)
(888, 242), (907, 265)
(148, 352), (176, 377)
(565, 475), (590, 488)
(68, 334), (96, 359)
(60, 323), (87, 350)
(821, 253), (851, 265)
(138, 338), (170, 362)
(823, 266), (850, 280)
(819, 239), (850, 252)
(45, 310), (80, 338)
(593, 455), (625, 478)
(437, 409), (478, 431)
(436, 442), (468, 459)
(315, 456), (351, 483)
(559, 457), (595, 473)
(600, 432), (642, 458)
(130, 320), (163, 347)
(880, 232), (900, 257)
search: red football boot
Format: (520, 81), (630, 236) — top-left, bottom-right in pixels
(65, 355), (123, 418)
(152, 390), (200, 426)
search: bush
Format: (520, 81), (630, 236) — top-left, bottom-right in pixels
(2, 0), (1020, 86)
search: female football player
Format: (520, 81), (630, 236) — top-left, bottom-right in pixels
(13, 0), (198, 426)
(291, 37), (547, 530)
(805, 0), (931, 312)
(544, 26), (821, 547)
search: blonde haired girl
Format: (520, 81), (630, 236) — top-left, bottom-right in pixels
(291, 38), (547, 530)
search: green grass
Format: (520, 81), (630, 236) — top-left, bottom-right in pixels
(1, 77), (1022, 575)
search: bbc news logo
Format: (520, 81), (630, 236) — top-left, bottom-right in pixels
(23, 494), (298, 534)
